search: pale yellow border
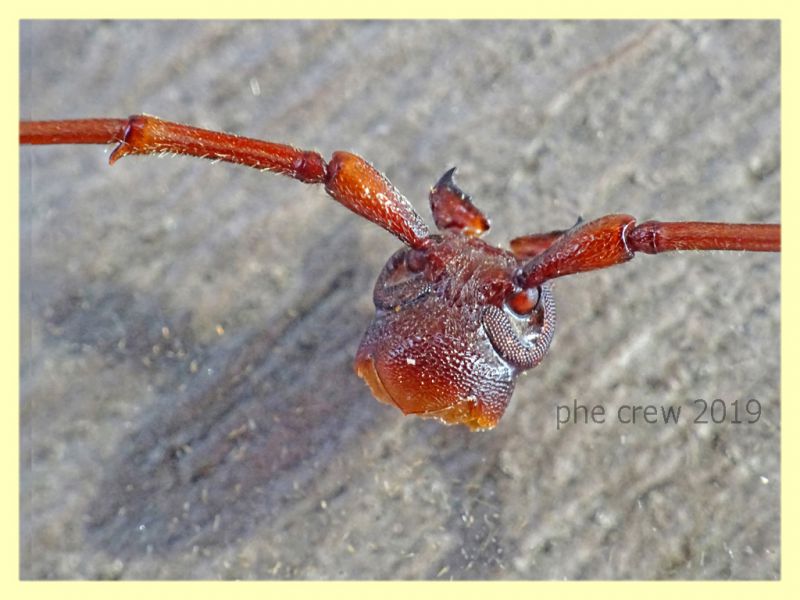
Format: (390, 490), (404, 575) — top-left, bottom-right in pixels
(7, 1), (795, 599)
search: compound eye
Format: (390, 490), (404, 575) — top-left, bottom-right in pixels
(405, 248), (427, 273)
(373, 248), (432, 310)
(483, 285), (555, 370)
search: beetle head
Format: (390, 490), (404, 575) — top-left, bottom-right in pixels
(355, 233), (554, 430)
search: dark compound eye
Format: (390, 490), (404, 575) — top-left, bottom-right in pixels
(373, 248), (432, 310)
(405, 248), (427, 273)
(482, 284), (556, 370)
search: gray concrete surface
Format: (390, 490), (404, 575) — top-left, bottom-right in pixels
(20, 21), (780, 579)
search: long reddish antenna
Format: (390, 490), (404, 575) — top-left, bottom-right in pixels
(517, 215), (780, 289)
(21, 116), (327, 183)
(21, 115), (431, 248)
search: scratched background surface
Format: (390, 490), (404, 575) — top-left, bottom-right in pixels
(20, 21), (780, 579)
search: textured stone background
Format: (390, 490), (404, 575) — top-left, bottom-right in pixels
(20, 21), (780, 579)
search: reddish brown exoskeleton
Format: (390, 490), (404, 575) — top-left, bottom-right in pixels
(20, 116), (781, 430)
